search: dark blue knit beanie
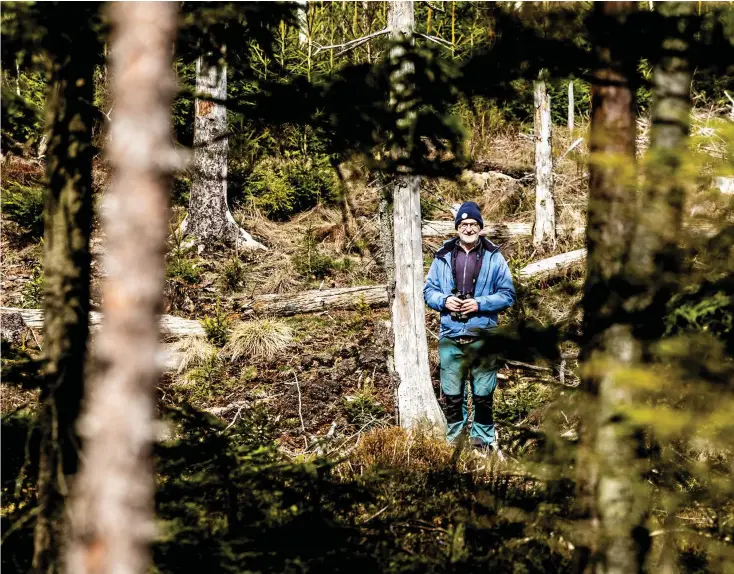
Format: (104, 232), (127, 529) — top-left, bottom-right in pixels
(454, 201), (484, 229)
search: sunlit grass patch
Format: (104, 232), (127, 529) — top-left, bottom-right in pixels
(224, 318), (294, 363)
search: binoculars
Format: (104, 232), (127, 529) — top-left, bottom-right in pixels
(450, 291), (471, 322)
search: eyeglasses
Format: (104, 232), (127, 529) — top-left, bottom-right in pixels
(458, 222), (480, 230)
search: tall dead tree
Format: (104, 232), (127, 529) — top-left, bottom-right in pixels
(568, 80), (575, 133)
(32, 5), (99, 572)
(578, 3), (646, 573)
(185, 55), (264, 250)
(66, 3), (178, 573)
(386, 0), (445, 433)
(533, 74), (556, 248)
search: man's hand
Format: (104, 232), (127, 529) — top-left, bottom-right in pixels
(460, 298), (479, 314)
(445, 296), (463, 312)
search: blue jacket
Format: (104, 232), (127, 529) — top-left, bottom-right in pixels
(424, 237), (515, 339)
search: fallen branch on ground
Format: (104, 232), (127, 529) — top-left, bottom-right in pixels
(1, 307), (205, 337)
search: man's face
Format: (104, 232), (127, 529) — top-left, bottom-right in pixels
(457, 218), (481, 245)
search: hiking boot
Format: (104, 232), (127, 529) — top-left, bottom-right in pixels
(470, 438), (505, 461)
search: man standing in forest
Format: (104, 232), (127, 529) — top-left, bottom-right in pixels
(424, 202), (515, 454)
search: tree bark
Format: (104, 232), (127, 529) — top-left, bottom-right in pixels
(66, 3), (178, 573)
(626, 1), (694, 334)
(32, 6), (99, 572)
(533, 76), (556, 248)
(568, 81), (575, 133)
(186, 56), (265, 250)
(578, 3), (646, 574)
(387, 0), (445, 434)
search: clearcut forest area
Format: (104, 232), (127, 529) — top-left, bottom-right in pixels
(1, 2), (733, 573)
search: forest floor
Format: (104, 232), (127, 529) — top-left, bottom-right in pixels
(0, 121), (593, 477)
(1, 124), (587, 457)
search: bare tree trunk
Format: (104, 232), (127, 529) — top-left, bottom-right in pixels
(388, 0), (445, 434)
(578, 3), (645, 574)
(32, 6), (99, 572)
(533, 76), (556, 248)
(185, 56), (265, 250)
(66, 3), (178, 573)
(568, 80), (575, 133)
(296, 0), (309, 47)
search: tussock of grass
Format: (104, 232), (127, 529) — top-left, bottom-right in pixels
(224, 318), (293, 362)
(169, 336), (217, 374)
(349, 426), (454, 473)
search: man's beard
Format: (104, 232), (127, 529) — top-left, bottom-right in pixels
(458, 232), (479, 245)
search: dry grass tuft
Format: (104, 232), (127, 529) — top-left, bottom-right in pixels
(169, 336), (217, 374)
(224, 318), (294, 362)
(349, 426), (454, 473)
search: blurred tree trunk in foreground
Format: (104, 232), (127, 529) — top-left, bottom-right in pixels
(387, 0), (446, 433)
(66, 3), (178, 573)
(578, 2), (644, 573)
(580, 3), (694, 573)
(32, 4), (100, 572)
(185, 56), (265, 250)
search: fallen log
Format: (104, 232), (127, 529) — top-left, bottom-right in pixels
(0, 307), (205, 337)
(235, 285), (388, 316)
(421, 220), (585, 239)
(236, 249), (587, 316)
(517, 248), (587, 282)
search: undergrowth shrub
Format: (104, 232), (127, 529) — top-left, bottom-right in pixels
(243, 155), (338, 220)
(175, 352), (232, 404)
(349, 427), (454, 473)
(218, 256), (246, 293)
(292, 227), (351, 279)
(224, 318), (293, 362)
(20, 265), (44, 308)
(343, 382), (387, 430)
(665, 279), (734, 345)
(201, 301), (231, 347)
(165, 256), (201, 284)
(1, 183), (44, 237)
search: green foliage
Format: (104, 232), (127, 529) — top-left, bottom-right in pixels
(201, 301), (231, 347)
(20, 265), (44, 308)
(166, 256), (200, 285)
(1, 182), (44, 237)
(166, 222), (201, 284)
(179, 352), (232, 404)
(343, 390), (387, 430)
(218, 256), (246, 293)
(291, 227), (352, 280)
(666, 279), (734, 345)
(170, 173), (191, 208)
(243, 155), (338, 220)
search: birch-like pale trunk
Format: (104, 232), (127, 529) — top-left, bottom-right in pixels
(387, 0), (445, 433)
(568, 80), (575, 133)
(186, 56), (264, 250)
(533, 77), (556, 248)
(66, 3), (178, 573)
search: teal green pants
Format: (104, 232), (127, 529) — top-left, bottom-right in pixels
(439, 337), (498, 446)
